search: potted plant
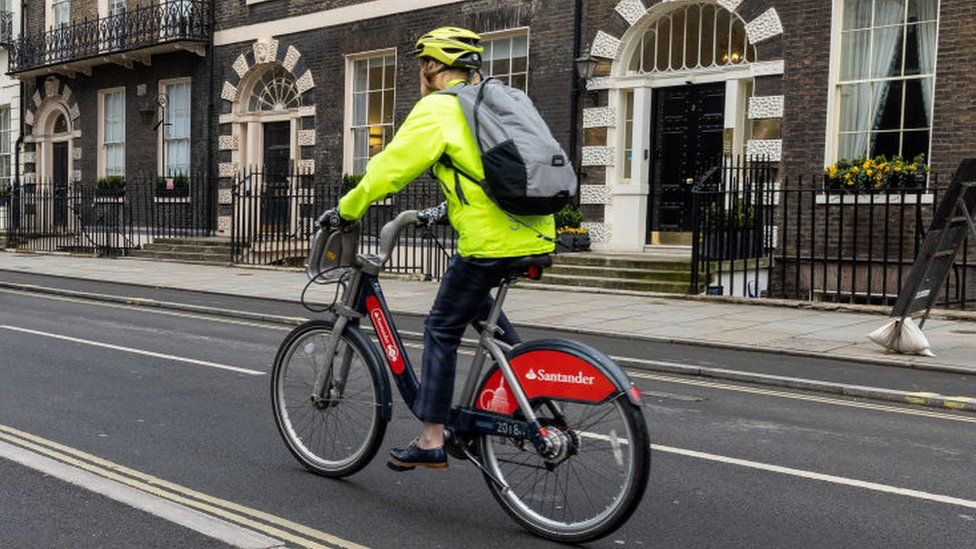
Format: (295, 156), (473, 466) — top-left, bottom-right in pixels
(0, 185), (9, 206)
(95, 175), (125, 197)
(824, 154), (929, 194)
(554, 205), (591, 253)
(156, 174), (190, 198)
(701, 200), (762, 260)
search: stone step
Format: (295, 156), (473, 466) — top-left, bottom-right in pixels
(141, 242), (232, 254)
(129, 250), (231, 264)
(553, 252), (691, 271)
(152, 237), (231, 247)
(546, 264), (692, 282)
(529, 273), (690, 294)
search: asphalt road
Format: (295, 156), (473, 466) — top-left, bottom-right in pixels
(2, 269), (976, 397)
(1, 288), (975, 547)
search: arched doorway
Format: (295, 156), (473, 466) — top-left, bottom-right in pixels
(234, 63), (303, 233)
(33, 102), (75, 228)
(622, 2), (758, 246)
(585, 1), (785, 252)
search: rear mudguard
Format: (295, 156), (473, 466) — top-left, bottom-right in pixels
(473, 338), (642, 415)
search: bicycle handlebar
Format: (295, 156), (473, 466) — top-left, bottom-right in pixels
(376, 210), (420, 266)
(307, 210), (422, 279)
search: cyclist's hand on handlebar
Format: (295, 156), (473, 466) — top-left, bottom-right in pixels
(416, 202), (448, 227)
(316, 207), (346, 231)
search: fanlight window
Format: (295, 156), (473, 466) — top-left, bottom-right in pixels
(628, 3), (756, 74)
(248, 66), (301, 112)
(53, 113), (69, 134)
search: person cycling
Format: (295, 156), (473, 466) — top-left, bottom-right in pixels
(317, 26), (555, 471)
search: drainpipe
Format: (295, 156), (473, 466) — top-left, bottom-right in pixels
(569, 0), (583, 207)
(205, 0), (215, 232)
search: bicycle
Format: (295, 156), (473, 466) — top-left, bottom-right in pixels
(271, 210), (651, 543)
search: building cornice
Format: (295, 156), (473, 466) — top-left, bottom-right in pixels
(214, 0), (467, 46)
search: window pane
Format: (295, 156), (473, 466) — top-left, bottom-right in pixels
(839, 83), (873, 132)
(368, 91), (382, 125)
(511, 74), (527, 91)
(352, 92), (367, 126)
(840, 31), (871, 80)
(670, 9), (686, 69)
(655, 21), (669, 70)
(870, 26), (904, 78)
(685, 4), (701, 68)
(902, 78), (932, 129)
(383, 90), (394, 124)
(904, 22), (937, 76)
(873, 80), (903, 131)
(875, 0), (906, 27)
(700, 5), (716, 67)
(354, 60), (368, 92)
(908, 0), (939, 23)
(901, 130), (930, 159)
(353, 127), (368, 160)
(368, 59), (383, 90)
(714, 9), (731, 64)
(839, 133), (870, 159)
(871, 131), (901, 157)
(843, 0), (873, 30)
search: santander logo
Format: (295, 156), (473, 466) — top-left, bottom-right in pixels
(366, 296), (404, 374)
(525, 368), (596, 386)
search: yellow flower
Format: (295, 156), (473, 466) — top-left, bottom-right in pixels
(828, 166), (838, 178)
(866, 169), (874, 176)
(852, 166), (860, 173)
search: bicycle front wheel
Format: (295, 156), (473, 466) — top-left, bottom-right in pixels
(271, 320), (388, 478)
(479, 396), (650, 543)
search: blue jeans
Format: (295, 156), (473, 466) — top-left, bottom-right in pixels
(412, 255), (521, 424)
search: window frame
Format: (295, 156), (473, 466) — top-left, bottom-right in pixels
(824, 0), (941, 167)
(0, 105), (11, 190)
(98, 87), (126, 178)
(480, 27), (531, 92)
(343, 48), (397, 176)
(158, 77), (192, 177)
(48, 0), (70, 28)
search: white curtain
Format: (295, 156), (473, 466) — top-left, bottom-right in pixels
(916, 0), (938, 120)
(869, 0), (906, 152)
(165, 82), (191, 175)
(104, 91), (125, 176)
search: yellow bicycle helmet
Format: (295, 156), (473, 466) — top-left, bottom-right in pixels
(413, 26), (484, 71)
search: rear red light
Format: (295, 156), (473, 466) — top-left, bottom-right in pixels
(527, 266), (541, 280)
(628, 385), (642, 404)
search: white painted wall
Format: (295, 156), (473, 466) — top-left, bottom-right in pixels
(0, 7), (21, 188)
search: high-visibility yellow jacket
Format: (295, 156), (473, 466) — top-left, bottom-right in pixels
(338, 84), (556, 259)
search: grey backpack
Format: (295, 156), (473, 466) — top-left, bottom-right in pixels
(439, 78), (577, 216)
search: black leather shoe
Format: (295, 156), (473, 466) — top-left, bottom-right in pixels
(388, 439), (448, 472)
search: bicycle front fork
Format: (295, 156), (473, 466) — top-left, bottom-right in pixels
(311, 271), (363, 404)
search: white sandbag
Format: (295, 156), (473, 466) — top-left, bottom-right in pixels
(868, 318), (935, 357)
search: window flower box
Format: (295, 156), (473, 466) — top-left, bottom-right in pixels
(824, 154), (929, 194)
(155, 175), (190, 198)
(95, 176), (125, 197)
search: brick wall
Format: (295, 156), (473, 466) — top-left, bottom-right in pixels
(24, 51), (212, 183)
(929, 0), (976, 179)
(213, 0), (576, 185)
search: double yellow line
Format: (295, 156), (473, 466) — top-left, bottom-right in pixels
(0, 423), (366, 549)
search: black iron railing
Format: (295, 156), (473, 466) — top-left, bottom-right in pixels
(0, 11), (13, 47)
(4, 174), (216, 256)
(8, 0), (210, 74)
(690, 164), (974, 310)
(231, 168), (457, 278)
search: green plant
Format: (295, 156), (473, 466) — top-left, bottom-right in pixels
(824, 153), (928, 193)
(703, 200), (758, 231)
(96, 176), (125, 190)
(554, 204), (583, 230)
(340, 173), (364, 195)
(0, 186), (9, 198)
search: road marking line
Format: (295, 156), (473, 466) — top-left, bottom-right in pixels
(0, 287), (294, 331)
(634, 372), (976, 423)
(652, 444), (976, 510)
(0, 325), (265, 376)
(0, 424), (366, 549)
(0, 439), (286, 549)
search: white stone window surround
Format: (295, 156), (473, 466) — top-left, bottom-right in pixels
(480, 27), (531, 92)
(343, 48), (397, 176)
(158, 77), (192, 177)
(0, 105), (11, 188)
(97, 87), (125, 178)
(823, 0), (942, 168)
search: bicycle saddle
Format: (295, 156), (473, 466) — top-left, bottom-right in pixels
(505, 254), (552, 280)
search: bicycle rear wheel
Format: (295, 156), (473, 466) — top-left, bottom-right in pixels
(479, 396), (650, 543)
(272, 320), (388, 478)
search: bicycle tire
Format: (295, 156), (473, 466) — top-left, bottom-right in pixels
(271, 320), (389, 478)
(478, 395), (650, 543)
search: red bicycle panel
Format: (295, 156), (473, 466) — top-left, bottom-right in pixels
(366, 295), (406, 375)
(476, 350), (618, 415)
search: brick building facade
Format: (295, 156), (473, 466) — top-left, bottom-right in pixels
(4, 0), (975, 255)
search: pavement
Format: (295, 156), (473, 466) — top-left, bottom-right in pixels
(0, 251), (974, 374)
(1, 287), (975, 547)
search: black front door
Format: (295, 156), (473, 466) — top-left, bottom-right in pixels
(649, 83), (726, 237)
(52, 141), (69, 227)
(262, 121), (291, 232)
